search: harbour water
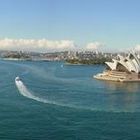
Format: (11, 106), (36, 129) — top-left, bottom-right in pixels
(0, 60), (140, 139)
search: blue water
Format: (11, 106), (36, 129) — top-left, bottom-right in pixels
(1, 60), (140, 139)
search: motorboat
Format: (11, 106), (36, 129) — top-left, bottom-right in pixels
(15, 76), (21, 81)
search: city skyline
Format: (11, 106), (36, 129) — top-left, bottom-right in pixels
(0, 0), (140, 52)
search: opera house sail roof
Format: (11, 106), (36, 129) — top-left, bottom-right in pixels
(94, 51), (140, 82)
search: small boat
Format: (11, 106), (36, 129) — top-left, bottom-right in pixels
(15, 76), (21, 81)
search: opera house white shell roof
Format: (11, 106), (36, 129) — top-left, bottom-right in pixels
(105, 51), (140, 74)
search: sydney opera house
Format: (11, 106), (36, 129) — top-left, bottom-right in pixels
(94, 51), (140, 82)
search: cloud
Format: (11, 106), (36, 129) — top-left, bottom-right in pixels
(0, 38), (76, 52)
(0, 38), (104, 52)
(134, 44), (140, 51)
(85, 42), (104, 51)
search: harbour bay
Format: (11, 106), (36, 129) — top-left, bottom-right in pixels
(0, 60), (140, 139)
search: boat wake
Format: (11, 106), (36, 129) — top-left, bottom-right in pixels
(15, 76), (78, 108)
(15, 77), (57, 105)
(15, 77), (137, 113)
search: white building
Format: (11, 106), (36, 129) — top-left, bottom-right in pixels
(94, 51), (140, 82)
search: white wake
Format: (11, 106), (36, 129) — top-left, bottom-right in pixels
(15, 77), (77, 108)
(15, 77), (132, 113)
(15, 77), (57, 104)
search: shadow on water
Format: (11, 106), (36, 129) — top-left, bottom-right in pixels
(94, 80), (140, 112)
(103, 81), (140, 93)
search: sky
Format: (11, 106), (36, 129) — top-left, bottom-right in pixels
(0, 0), (140, 52)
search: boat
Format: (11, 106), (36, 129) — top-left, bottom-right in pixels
(15, 76), (21, 82)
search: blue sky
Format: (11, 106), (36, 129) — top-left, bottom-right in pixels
(0, 0), (140, 52)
